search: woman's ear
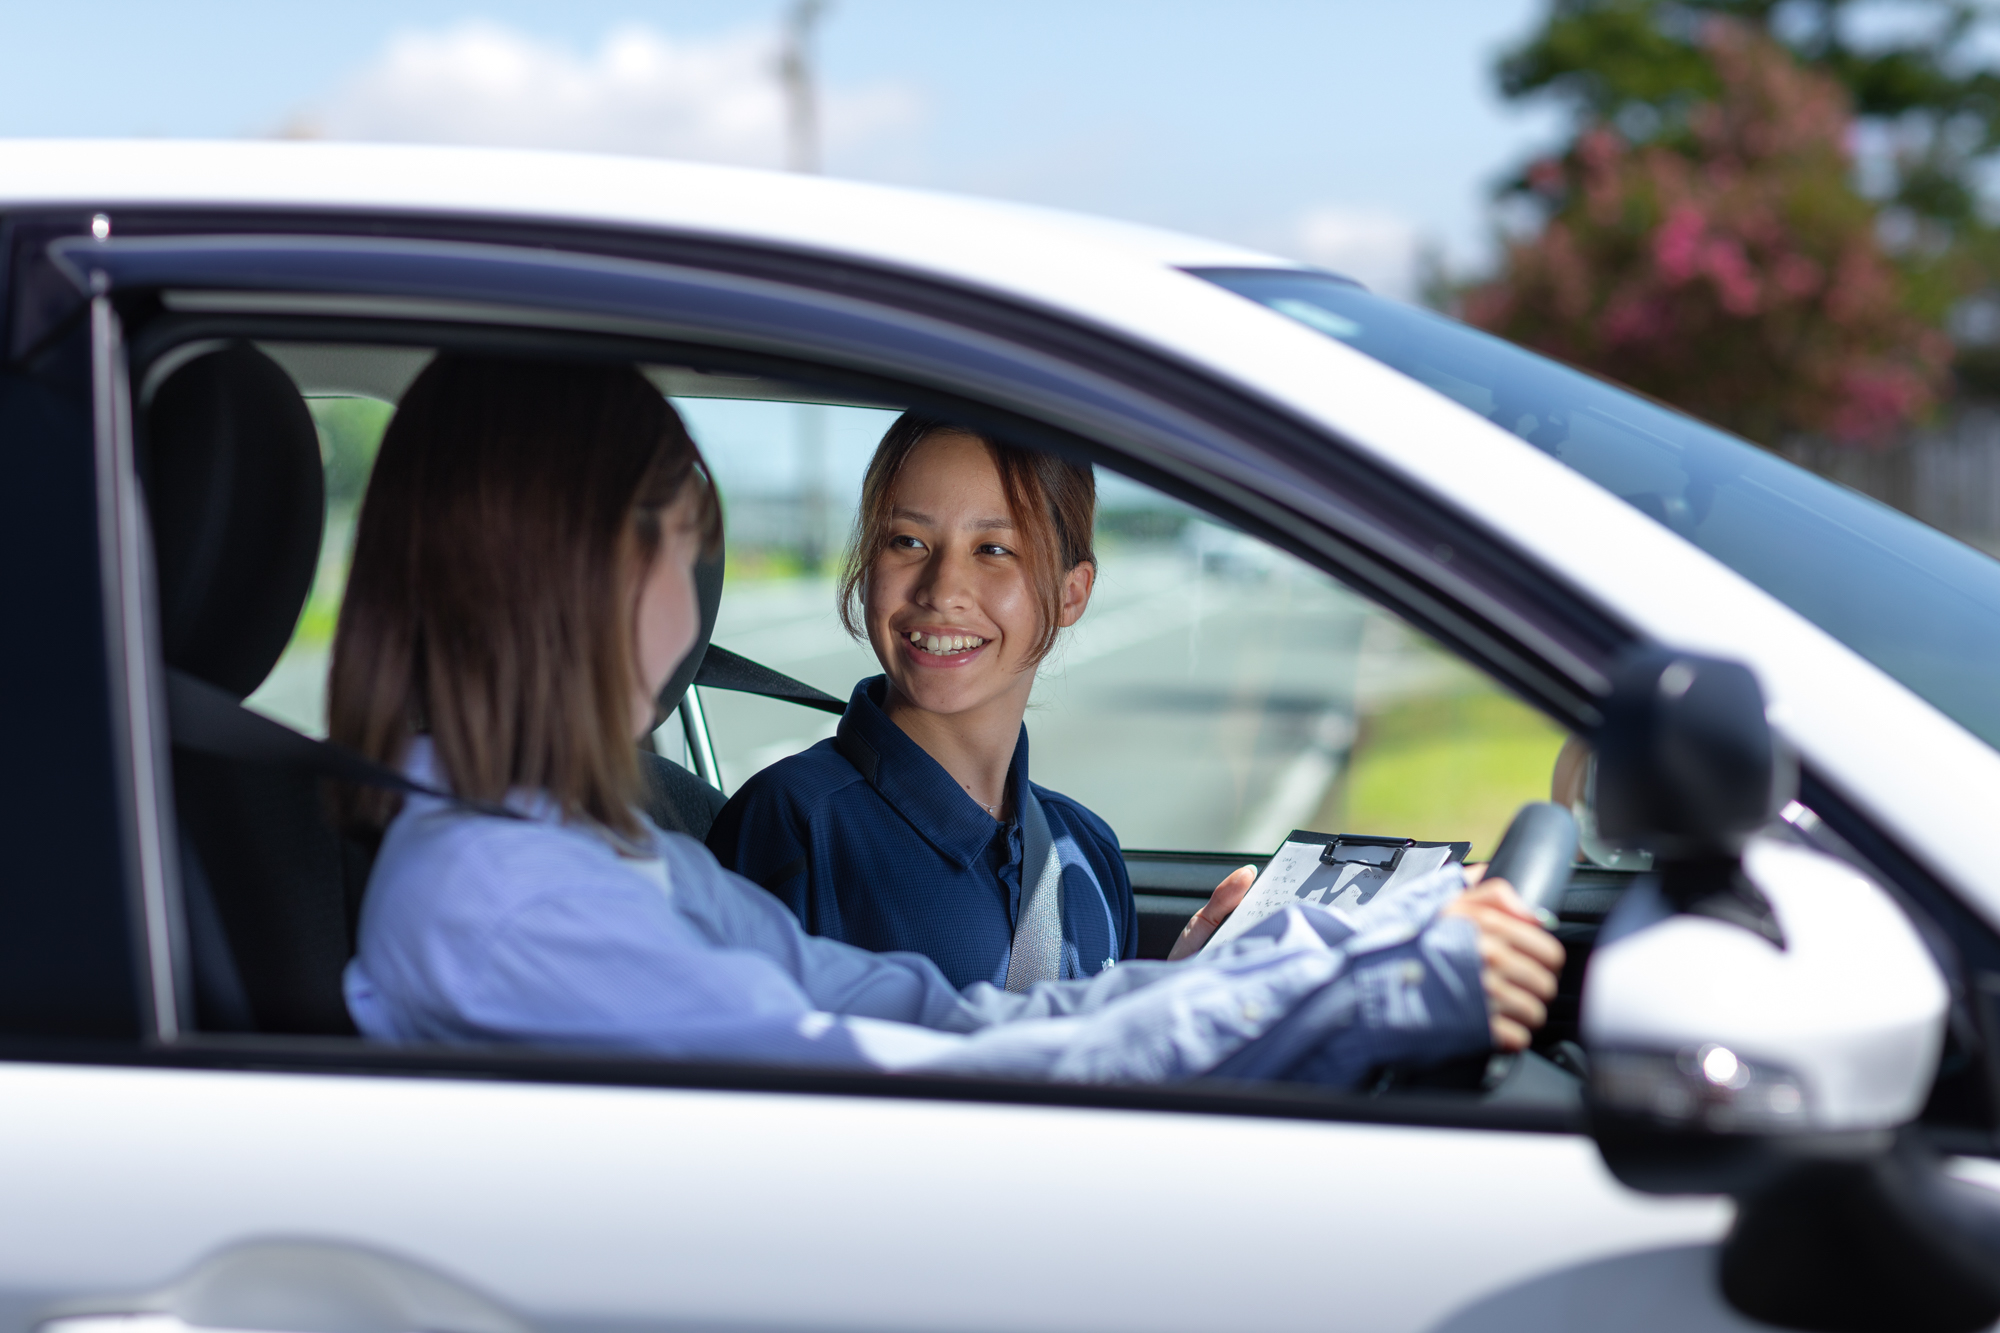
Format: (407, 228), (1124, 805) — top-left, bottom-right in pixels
(1056, 560), (1096, 628)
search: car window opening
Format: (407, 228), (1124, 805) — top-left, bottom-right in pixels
(133, 321), (1920, 1135)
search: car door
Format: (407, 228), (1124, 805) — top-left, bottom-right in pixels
(0, 203), (1945, 1333)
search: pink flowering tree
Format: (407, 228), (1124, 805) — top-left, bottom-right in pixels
(1463, 22), (1951, 447)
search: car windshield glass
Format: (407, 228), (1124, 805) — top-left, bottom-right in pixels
(1194, 268), (2000, 752)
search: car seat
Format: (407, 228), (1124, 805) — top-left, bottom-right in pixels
(145, 342), (733, 1034)
(642, 553), (730, 836)
(147, 342), (354, 1033)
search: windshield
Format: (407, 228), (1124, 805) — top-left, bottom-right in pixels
(1195, 268), (2000, 752)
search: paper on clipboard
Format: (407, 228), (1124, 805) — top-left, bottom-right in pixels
(1200, 831), (1471, 953)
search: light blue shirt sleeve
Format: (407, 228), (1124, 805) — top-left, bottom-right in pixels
(344, 792), (1490, 1084)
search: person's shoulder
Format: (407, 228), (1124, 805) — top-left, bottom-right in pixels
(1031, 785), (1122, 856)
(377, 805), (642, 911)
(708, 737), (869, 852)
(725, 738), (868, 815)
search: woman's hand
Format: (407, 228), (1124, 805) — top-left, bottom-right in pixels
(1441, 877), (1566, 1051)
(1167, 864), (1258, 961)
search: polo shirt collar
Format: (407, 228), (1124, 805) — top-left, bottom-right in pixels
(835, 676), (1030, 870)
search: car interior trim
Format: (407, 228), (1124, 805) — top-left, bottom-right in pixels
(0, 1033), (1587, 1137)
(89, 295), (185, 1042)
(678, 685), (720, 793)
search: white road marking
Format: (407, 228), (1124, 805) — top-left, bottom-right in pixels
(1232, 709), (1355, 852)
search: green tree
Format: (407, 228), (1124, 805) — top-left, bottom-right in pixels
(1500, 1), (2000, 246)
(1465, 22), (1952, 445)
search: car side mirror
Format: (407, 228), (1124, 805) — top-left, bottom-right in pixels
(1579, 649), (2000, 1332)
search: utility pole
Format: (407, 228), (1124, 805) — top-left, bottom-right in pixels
(781, 0), (831, 572)
(779, 0), (826, 174)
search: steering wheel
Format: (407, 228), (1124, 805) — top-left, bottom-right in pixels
(1373, 802), (1582, 1096)
(1471, 802), (1585, 1099)
(1484, 801), (1578, 927)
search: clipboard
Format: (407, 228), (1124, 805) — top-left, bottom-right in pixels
(1199, 829), (1471, 952)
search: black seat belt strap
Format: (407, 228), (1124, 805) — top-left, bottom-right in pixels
(692, 646), (845, 715)
(164, 667), (526, 821)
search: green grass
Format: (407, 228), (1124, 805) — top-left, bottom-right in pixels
(1321, 689), (1570, 860)
(309, 396), (395, 510)
(721, 546), (821, 583)
(271, 398), (396, 655)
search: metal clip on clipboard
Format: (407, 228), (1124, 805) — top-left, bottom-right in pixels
(1198, 831), (1472, 952)
(1320, 835), (1418, 872)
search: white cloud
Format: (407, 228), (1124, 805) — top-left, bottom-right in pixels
(1285, 206), (1421, 299)
(296, 21), (918, 169)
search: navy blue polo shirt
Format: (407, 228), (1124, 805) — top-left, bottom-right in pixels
(706, 677), (1138, 990)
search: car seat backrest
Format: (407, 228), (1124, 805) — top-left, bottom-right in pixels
(146, 343), (732, 1033)
(659, 550), (724, 711)
(145, 342), (358, 1034)
(148, 343), (325, 699)
(640, 550), (729, 836)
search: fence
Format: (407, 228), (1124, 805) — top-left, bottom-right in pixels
(1781, 407), (2000, 555)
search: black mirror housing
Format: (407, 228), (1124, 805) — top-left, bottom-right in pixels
(1594, 647), (1795, 859)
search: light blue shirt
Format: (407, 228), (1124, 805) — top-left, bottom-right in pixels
(344, 742), (1491, 1084)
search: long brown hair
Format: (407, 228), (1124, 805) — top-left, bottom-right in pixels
(838, 414), (1095, 664)
(329, 354), (721, 841)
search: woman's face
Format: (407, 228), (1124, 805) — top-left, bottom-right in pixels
(865, 431), (1092, 721)
(631, 490), (705, 738)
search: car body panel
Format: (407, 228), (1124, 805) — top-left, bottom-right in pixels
(0, 1062), (1734, 1333)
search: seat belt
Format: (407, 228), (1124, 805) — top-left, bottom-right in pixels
(164, 667), (525, 820)
(1004, 789), (1065, 992)
(692, 646), (844, 714)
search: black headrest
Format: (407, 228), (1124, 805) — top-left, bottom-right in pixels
(145, 343), (325, 700)
(656, 549), (725, 717)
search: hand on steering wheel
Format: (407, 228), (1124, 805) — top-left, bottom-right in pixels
(1442, 874), (1566, 1051)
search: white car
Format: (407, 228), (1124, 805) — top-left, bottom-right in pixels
(2, 139), (1998, 1333)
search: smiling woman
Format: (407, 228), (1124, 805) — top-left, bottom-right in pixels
(842, 416), (1097, 817)
(706, 413), (1253, 989)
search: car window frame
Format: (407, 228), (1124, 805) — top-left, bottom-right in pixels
(21, 208), (1989, 1140)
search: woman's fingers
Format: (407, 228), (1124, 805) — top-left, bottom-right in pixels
(1462, 877), (1533, 921)
(1210, 864), (1258, 913)
(1483, 969), (1550, 1030)
(1483, 962), (1550, 1052)
(1480, 913), (1566, 980)
(1480, 921), (1564, 1003)
(1166, 864), (1258, 961)
(1451, 889), (1565, 972)
(1444, 883), (1566, 1044)
(1482, 935), (1560, 1001)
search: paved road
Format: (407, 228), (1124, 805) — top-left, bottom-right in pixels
(699, 547), (1463, 854)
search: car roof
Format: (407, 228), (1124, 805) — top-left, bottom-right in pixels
(0, 139), (1289, 283)
(10, 138), (2000, 919)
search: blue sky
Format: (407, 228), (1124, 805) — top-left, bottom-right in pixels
(0, 1), (1565, 294)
